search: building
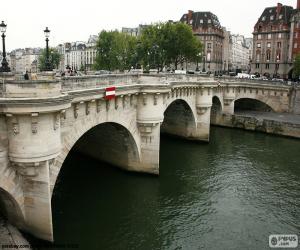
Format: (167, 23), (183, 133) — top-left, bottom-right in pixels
(252, 1), (300, 78)
(231, 34), (252, 72)
(122, 24), (149, 37)
(58, 35), (97, 71)
(180, 10), (225, 74)
(7, 48), (41, 73)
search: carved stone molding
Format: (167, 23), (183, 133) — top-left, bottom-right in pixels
(86, 102), (90, 115)
(74, 103), (79, 118)
(142, 93), (147, 106)
(11, 161), (41, 177)
(31, 113), (39, 134)
(6, 114), (19, 135)
(137, 122), (159, 144)
(96, 100), (101, 113)
(224, 98), (235, 106)
(54, 113), (60, 130)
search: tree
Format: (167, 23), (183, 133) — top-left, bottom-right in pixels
(38, 48), (61, 71)
(140, 22), (202, 71)
(94, 30), (138, 72)
(293, 53), (300, 80)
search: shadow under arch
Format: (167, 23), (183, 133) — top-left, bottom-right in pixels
(161, 99), (197, 139)
(234, 98), (274, 113)
(211, 96), (223, 125)
(0, 188), (25, 229)
(52, 122), (141, 196)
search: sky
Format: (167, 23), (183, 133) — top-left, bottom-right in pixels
(0, 0), (297, 51)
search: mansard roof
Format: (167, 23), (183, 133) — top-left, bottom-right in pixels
(180, 11), (222, 29)
(256, 5), (294, 26)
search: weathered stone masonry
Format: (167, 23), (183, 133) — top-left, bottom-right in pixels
(0, 74), (297, 241)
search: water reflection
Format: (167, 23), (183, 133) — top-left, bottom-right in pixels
(47, 127), (300, 250)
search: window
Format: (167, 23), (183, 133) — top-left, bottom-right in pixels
(256, 63), (260, 69)
(266, 51), (271, 61)
(189, 20), (193, 24)
(266, 64), (270, 69)
(270, 15), (274, 21)
(295, 32), (298, 38)
(279, 14), (283, 19)
(276, 53), (281, 61)
(276, 64), (280, 70)
(278, 33), (282, 38)
(267, 34), (272, 39)
(258, 34), (262, 39)
(200, 19), (203, 24)
(257, 43), (261, 48)
(208, 19), (212, 24)
(267, 42), (271, 48)
(207, 43), (212, 49)
(294, 43), (298, 49)
(256, 53), (260, 61)
(262, 16), (266, 21)
(277, 42), (281, 48)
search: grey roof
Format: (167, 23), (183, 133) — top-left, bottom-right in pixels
(180, 11), (222, 29)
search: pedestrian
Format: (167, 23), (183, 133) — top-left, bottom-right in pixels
(24, 71), (29, 80)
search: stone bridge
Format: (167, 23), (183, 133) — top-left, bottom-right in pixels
(0, 74), (297, 241)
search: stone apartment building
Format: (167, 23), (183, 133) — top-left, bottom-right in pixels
(180, 10), (225, 74)
(252, 1), (300, 78)
(57, 35), (97, 71)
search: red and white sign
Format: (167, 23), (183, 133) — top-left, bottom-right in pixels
(105, 86), (116, 100)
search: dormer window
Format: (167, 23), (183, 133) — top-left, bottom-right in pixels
(270, 15), (274, 21)
(279, 14), (283, 19)
(262, 16), (266, 21)
(208, 19), (212, 24)
(269, 9), (272, 13)
(200, 19), (204, 24)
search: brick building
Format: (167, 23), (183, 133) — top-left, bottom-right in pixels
(252, 1), (300, 79)
(180, 10), (224, 74)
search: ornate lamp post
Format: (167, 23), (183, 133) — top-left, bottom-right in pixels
(196, 52), (201, 72)
(202, 53), (206, 72)
(44, 27), (52, 71)
(0, 21), (11, 72)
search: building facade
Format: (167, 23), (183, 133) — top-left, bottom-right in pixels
(252, 1), (300, 78)
(180, 10), (225, 74)
(57, 35), (97, 71)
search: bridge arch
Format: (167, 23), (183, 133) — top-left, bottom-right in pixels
(161, 99), (197, 139)
(234, 98), (274, 113)
(211, 96), (223, 124)
(51, 121), (141, 195)
(0, 188), (25, 229)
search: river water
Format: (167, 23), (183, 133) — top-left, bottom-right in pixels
(41, 127), (300, 250)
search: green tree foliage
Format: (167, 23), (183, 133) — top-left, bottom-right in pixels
(293, 54), (300, 80)
(38, 48), (61, 71)
(94, 22), (202, 72)
(140, 22), (202, 70)
(94, 31), (137, 71)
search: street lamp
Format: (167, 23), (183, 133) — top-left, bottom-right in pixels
(196, 52), (201, 72)
(202, 53), (206, 72)
(0, 21), (11, 72)
(44, 27), (52, 71)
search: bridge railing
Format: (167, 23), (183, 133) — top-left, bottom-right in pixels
(61, 74), (142, 91)
(214, 76), (295, 87)
(61, 73), (215, 91)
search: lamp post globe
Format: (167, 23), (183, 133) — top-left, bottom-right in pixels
(44, 27), (52, 71)
(0, 21), (11, 72)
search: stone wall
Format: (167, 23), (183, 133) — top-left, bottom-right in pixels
(212, 113), (300, 138)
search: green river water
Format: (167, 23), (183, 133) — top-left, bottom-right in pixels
(31, 127), (300, 250)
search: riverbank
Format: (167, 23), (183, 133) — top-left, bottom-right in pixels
(212, 111), (300, 138)
(0, 216), (31, 249)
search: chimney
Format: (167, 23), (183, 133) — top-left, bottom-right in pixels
(277, 3), (283, 16)
(298, 0), (300, 9)
(187, 10), (193, 23)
